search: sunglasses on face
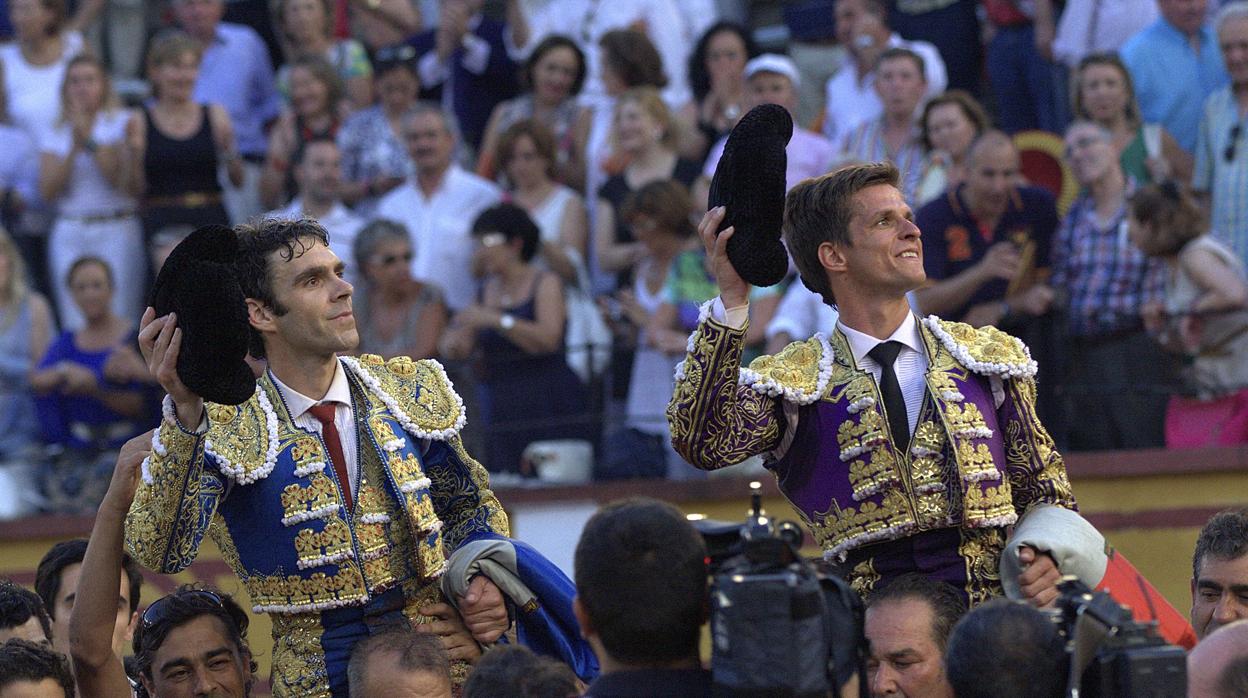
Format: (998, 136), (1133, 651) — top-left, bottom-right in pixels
(140, 589), (225, 633)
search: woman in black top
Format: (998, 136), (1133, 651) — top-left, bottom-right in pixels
(593, 87), (700, 292)
(126, 34), (241, 242)
(678, 22), (754, 165)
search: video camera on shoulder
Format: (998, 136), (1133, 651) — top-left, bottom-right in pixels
(690, 483), (868, 698)
(1051, 577), (1186, 698)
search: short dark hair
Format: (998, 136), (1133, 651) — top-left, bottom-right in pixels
(876, 47), (926, 76)
(472, 203), (542, 262)
(233, 218), (331, 358)
(1129, 181), (1207, 257)
(66, 255), (113, 289)
(0, 639), (75, 697)
(0, 580), (52, 642)
(621, 180), (695, 239)
(463, 644), (579, 698)
(1221, 655), (1248, 698)
(496, 119), (559, 180)
(599, 29), (668, 89)
(944, 599), (1065, 698)
(783, 162), (900, 305)
(1193, 507), (1248, 580)
(573, 498), (708, 665)
(36, 539), (143, 619)
(132, 586), (255, 680)
(523, 34), (586, 97)
(688, 22), (757, 103)
(920, 90), (991, 151)
(866, 573), (966, 653)
(292, 135), (338, 170)
(347, 624), (450, 695)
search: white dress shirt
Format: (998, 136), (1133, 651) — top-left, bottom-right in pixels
(821, 34), (948, 151)
(376, 165), (502, 310)
(270, 362), (360, 493)
(838, 313), (928, 437)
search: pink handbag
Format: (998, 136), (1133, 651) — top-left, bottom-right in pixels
(1164, 387), (1248, 447)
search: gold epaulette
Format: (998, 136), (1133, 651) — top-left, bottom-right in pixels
(342, 355), (466, 441)
(203, 386), (279, 485)
(738, 334), (836, 405)
(921, 316), (1038, 379)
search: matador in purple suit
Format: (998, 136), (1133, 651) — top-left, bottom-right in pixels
(668, 162), (1077, 606)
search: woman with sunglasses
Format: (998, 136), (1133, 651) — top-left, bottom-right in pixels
(352, 219), (447, 360)
(440, 204), (591, 474)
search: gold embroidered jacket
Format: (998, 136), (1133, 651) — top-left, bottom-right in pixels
(667, 305), (1076, 562)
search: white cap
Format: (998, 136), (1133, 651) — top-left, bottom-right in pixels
(744, 53), (801, 88)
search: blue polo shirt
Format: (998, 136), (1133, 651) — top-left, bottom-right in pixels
(1120, 19), (1227, 153)
(917, 184), (1059, 321)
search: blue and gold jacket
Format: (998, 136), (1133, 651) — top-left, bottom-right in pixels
(124, 354), (509, 696)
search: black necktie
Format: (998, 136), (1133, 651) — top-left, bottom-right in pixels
(868, 341), (910, 453)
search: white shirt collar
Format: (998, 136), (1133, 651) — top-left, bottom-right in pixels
(838, 312), (925, 367)
(269, 359), (352, 419)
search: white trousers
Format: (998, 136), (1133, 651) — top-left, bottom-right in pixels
(48, 214), (145, 330)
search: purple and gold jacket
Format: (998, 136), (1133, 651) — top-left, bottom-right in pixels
(667, 305), (1076, 567)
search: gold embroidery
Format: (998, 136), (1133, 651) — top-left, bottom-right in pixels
(848, 558), (881, 598)
(847, 447), (900, 501)
(962, 485), (1015, 522)
(370, 417), (399, 445)
(355, 483), (387, 520)
(248, 563), (369, 611)
(294, 519), (352, 565)
(937, 319), (1033, 368)
(386, 355), (417, 378)
(808, 490), (917, 554)
(289, 437), (323, 467)
(955, 442), (999, 481)
(389, 453), (426, 489)
(946, 402), (990, 435)
(744, 336), (825, 395)
(270, 613), (332, 698)
(359, 353), (385, 367)
(280, 475), (338, 522)
(959, 527), (1006, 607)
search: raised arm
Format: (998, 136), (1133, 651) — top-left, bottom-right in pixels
(666, 208), (784, 470)
(71, 432), (151, 698)
(124, 309), (223, 574)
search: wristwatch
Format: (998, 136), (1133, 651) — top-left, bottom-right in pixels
(499, 313), (516, 331)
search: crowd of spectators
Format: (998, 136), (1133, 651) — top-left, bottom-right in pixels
(1, 0), (1248, 513)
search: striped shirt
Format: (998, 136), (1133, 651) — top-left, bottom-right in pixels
(1192, 87), (1248, 267)
(1049, 186), (1166, 337)
(841, 118), (926, 204)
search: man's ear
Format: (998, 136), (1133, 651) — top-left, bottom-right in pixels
(140, 673), (155, 697)
(572, 596), (594, 640)
(125, 610), (139, 644)
(818, 241), (848, 275)
(245, 298), (275, 335)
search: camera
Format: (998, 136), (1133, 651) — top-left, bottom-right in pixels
(691, 483), (868, 698)
(1051, 577), (1187, 698)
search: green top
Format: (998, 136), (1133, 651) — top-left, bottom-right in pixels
(1120, 126), (1151, 184)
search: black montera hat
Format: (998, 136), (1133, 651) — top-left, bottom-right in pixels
(149, 225), (255, 406)
(707, 103), (793, 288)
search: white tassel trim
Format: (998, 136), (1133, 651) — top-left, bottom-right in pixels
(359, 546), (390, 562)
(956, 426), (994, 439)
(923, 316), (1038, 379)
(910, 445), (942, 458)
(296, 548), (355, 570)
(208, 387), (280, 485)
(293, 461), (327, 478)
(839, 435), (888, 462)
(915, 482), (947, 494)
(281, 504), (338, 527)
(739, 332), (835, 405)
(359, 512), (390, 524)
(852, 479), (898, 502)
(966, 512), (1018, 528)
(847, 397), (876, 414)
(940, 390), (965, 402)
(253, 596), (367, 614)
(382, 439), (405, 452)
(673, 301), (715, 381)
(825, 521), (918, 562)
(399, 477), (432, 494)
(963, 468), (1003, 484)
(341, 357), (465, 441)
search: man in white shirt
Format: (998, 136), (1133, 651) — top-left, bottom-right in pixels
(267, 138), (365, 286)
(820, 0), (946, 151)
(376, 105), (502, 311)
(668, 162), (1076, 607)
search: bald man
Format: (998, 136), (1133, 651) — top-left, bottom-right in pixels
(1188, 620), (1248, 698)
(914, 131), (1059, 329)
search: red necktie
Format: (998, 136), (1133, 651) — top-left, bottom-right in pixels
(308, 403), (352, 510)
